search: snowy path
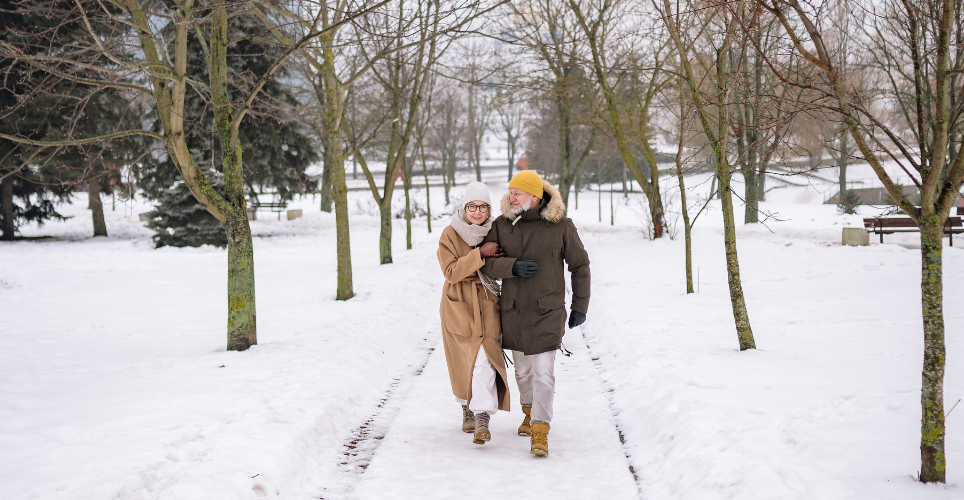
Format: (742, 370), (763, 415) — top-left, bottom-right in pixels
(343, 336), (640, 500)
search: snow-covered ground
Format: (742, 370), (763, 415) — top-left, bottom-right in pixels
(1, 168), (962, 499)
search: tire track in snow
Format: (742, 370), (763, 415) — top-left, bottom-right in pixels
(318, 337), (438, 500)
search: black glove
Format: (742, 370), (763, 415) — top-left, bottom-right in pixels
(568, 311), (587, 329)
(512, 259), (538, 277)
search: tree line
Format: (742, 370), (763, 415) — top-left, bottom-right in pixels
(2, 0), (962, 484)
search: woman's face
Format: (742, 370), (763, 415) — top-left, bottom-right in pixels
(465, 200), (490, 225)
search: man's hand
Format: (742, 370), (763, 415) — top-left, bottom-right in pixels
(479, 242), (504, 258)
(512, 259), (538, 277)
(568, 311), (586, 329)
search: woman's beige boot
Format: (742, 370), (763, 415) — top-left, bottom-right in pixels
(462, 405), (476, 433)
(517, 406), (532, 436)
(530, 422), (549, 456)
(473, 413), (491, 444)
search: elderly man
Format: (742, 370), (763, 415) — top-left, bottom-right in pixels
(481, 170), (590, 456)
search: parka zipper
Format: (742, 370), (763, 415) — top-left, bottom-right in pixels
(551, 250), (558, 290)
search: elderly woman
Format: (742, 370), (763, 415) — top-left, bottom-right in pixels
(437, 181), (510, 445)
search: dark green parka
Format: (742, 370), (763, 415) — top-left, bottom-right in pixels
(481, 181), (591, 355)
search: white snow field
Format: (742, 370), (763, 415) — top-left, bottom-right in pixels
(1, 167), (963, 499)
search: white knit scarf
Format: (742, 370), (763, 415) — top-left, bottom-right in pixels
(449, 208), (501, 296)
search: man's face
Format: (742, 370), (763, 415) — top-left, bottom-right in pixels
(509, 188), (538, 214)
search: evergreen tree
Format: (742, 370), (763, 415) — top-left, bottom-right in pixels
(147, 183), (227, 248)
(0, 3), (69, 239)
(2, 1), (154, 238)
(137, 17), (318, 247)
(139, 16), (318, 206)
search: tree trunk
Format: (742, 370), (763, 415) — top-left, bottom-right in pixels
(474, 143), (482, 182)
(919, 222), (946, 482)
(420, 143), (432, 233)
(609, 167), (614, 226)
(379, 202), (393, 264)
(743, 166), (759, 223)
(1, 174), (14, 240)
(88, 177), (108, 237)
(332, 149), (354, 300)
(445, 154), (454, 204)
(212, 4), (257, 350)
(320, 153), (334, 212)
(838, 132), (849, 199)
(507, 138), (515, 181)
(574, 171), (580, 209)
(468, 85), (482, 182)
(719, 159), (755, 350)
(597, 162), (602, 222)
(330, 125), (354, 300)
(757, 166), (767, 202)
(681, 179), (694, 293)
(648, 181), (665, 237)
(556, 82), (574, 206)
(559, 179), (571, 210)
(676, 112), (694, 293)
(404, 169), (412, 250)
(225, 207), (257, 351)
(622, 165), (628, 198)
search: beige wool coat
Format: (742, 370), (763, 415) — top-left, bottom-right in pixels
(437, 225), (510, 411)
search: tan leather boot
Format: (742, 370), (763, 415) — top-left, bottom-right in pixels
(473, 413), (491, 445)
(462, 405), (476, 433)
(518, 406), (532, 436)
(530, 422), (549, 456)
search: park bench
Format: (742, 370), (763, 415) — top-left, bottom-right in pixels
(863, 216), (963, 246)
(248, 200), (288, 220)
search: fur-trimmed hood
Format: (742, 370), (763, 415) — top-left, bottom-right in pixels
(499, 180), (566, 223)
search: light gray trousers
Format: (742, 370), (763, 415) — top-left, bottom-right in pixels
(512, 350), (556, 425)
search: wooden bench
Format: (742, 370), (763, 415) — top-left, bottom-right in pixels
(249, 201), (288, 220)
(863, 216), (964, 246)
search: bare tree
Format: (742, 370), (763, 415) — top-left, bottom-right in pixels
(657, 0), (757, 350)
(727, 15), (802, 222)
(759, 0), (964, 482)
(500, 0), (596, 207)
(351, 0), (447, 265)
(494, 88), (526, 181)
(567, 0), (670, 237)
(427, 82), (468, 204)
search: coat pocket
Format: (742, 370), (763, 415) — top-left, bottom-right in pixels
(536, 295), (563, 312)
(533, 295), (567, 344)
(499, 297), (516, 310)
(440, 297), (474, 337)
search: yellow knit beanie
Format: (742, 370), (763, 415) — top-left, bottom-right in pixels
(509, 170), (544, 199)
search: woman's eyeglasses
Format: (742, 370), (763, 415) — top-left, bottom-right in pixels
(466, 203), (490, 213)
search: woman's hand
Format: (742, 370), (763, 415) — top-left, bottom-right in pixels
(479, 242), (505, 258)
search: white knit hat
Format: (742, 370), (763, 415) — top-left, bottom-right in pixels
(461, 181), (492, 207)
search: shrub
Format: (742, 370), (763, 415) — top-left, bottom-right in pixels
(837, 189), (862, 214)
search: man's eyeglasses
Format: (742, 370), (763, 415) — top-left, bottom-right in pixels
(466, 203), (490, 213)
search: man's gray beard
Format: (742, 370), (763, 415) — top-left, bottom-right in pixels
(510, 204), (526, 216)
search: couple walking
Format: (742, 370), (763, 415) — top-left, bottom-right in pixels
(437, 170), (591, 456)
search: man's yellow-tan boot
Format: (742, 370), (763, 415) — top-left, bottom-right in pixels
(518, 406), (532, 436)
(530, 422), (549, 456)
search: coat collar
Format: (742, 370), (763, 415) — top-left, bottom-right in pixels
(499, 180), (566, 224)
